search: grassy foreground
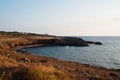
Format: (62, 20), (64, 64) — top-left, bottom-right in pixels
(0, 31), (120, 80)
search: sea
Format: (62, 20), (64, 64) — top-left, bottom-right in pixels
(20, 36), (120, 69)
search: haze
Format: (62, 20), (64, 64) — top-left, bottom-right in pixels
(0, 0), (120, 36)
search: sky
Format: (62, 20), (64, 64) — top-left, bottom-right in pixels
(0, 0), (120, 36)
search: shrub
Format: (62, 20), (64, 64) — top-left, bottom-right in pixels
(12, 65), (67, 80)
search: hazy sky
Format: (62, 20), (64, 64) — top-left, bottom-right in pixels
(0, 0), (120, 36)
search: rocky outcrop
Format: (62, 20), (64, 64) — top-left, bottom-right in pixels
(36, 37), (88, 46)
(55, 37), (88, 46)
(34, 37), (102, 46)
(86, 41), (102, 45)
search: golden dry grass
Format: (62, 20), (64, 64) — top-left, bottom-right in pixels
(12, 64), (67, 80)
(0, 37), (32, 48)
(0, 33), (120, 80)
(0, 35), (68, 80)
(0, 64), (67, 80)
(0, 55), (18, 68)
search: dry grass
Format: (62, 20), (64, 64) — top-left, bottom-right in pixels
(0, 36), (57, 49)
(11, 65), (67, 80)
(0, 37), (32, 48)
(0, 33), (120, 80)
(0, 55), (18, 68)
(0, 64), (67, 80)
(0, 35), (68, 80)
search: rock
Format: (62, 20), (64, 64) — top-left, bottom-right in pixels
(109, 73), (118, 78)
(86, 41), (94, 44)
(56, 37), (89, 46)
(87, 41), (102, 45)
(94, 42), (102, 45)
(40, 60), (48, 63)
(20, 57), (30, 63)
(7, 54), (10, 58)
(36, 36), (102, 46)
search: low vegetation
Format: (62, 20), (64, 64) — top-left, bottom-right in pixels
(12, 65), (66, 80)
(0, 31), (120, 80)
(0, 31), (68, 80)
(0, 64), (67, 80)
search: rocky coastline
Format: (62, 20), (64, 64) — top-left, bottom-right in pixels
(17, 36), (102, 48)
(15, 36), (102, 53)
(0, 32), (120, 80)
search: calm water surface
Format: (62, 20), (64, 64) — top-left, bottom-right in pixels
(21, 37), (120, 69)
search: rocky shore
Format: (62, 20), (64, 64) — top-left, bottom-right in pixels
(15, 36), (102, 53)
(14, 36), (103, 53)
(0, 31), (120, 80)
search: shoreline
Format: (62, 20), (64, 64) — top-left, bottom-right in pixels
(0, 33), (120, 80)
(14, 43), (118, 70)
(13, 44), (48, 51)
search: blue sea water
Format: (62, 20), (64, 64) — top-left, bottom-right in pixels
(21, 36), (120, 69)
